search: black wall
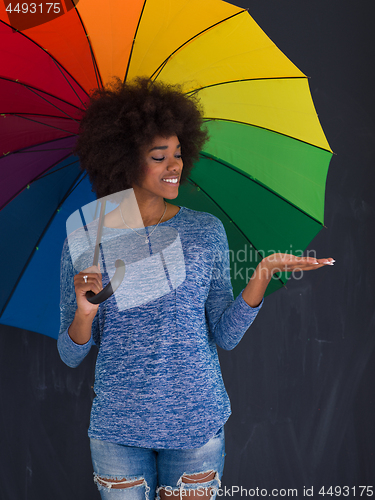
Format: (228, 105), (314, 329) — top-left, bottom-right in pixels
(1, 0), (374, 498)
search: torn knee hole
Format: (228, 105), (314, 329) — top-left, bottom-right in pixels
(95, 475), (145, 489)
(159, 473), (218, 500)
(182, 470), (216, 483)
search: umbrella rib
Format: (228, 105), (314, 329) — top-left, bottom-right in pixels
(0, 150), (78, 211)
(1, 135), (76, 158)
(0, 77), (85, 118)
(0, 19), (90, 108)
(5, 113), (79, 136)
(124, 0), (148, 82)
(28, 159), (82, 181)
(0, 171), (88, 319)
(17, 83), (81, 123)
(199, 151), (324, 228)
(27, 156), (81, 187)
(12, 148), (74, 153)
(203, 117), (332, 154)
(151, 9), (247, 81)
(185, 176), (286, 289)
(70, 0), (103, 89)
(185, 177), (261, 255)
(186, 76), (307, 94)
(46, 48), (89, 110)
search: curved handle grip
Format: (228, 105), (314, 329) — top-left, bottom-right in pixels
(86, 259), (126, 305)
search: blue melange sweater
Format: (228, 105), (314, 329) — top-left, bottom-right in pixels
(58, 207), (262, 449)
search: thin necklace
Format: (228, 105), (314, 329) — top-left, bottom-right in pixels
(119, 200), (167, 244)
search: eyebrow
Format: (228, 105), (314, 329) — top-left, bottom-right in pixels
(148, 143), (181, 152)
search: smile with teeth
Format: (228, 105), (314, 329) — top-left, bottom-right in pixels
(162, 178), (179, 184)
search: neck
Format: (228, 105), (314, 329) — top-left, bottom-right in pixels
(132, 191), (167, 227)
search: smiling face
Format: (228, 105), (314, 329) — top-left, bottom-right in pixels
(133, 135), (183, 202)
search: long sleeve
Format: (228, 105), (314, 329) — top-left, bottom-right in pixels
(57, 238), (98, 367)
(205, 222), (263, 350)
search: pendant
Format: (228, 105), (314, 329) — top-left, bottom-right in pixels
(145, 237), (149, 244)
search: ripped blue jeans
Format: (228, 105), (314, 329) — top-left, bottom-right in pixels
(90, 427), (225, 500)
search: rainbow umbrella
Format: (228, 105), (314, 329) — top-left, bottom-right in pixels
(0, 0), (332, 338)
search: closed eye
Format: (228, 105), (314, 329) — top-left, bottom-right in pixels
(151, 154), (182, 161)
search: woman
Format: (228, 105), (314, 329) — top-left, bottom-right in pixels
(58, 78), (334, 499)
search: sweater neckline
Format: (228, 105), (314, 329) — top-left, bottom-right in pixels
(102, 206), (184, 231)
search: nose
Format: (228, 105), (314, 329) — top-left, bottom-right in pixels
(167, 157), (182, 171)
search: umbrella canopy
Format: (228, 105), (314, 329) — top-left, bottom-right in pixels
(0, 0), (332, 338)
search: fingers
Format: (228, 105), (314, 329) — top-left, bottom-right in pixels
(74, 270), (103, 296)
(81, 265), (101, 274)
(286, 256), (334, 267)
(262, 254), (335, 275)
(318, 258), (335, 266)
(287, 258), (335, 271)
(299, 258), (335, 271)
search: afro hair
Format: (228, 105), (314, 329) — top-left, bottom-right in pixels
(75, 77), (209, 199)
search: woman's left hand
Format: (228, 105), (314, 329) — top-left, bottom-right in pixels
(260, 253), (335, 276)
(242, 253), (335, 308)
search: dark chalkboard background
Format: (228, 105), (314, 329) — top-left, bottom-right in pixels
(1, 0), (374, 498)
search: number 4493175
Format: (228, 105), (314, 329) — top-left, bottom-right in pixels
(5, 3), (61, 14)
(318, 486), (373, 496)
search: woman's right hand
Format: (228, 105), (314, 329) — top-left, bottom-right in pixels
(73, 265), (103, 316)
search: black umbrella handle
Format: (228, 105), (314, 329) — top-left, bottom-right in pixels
(84, 200), (126, 304)
(86, 259), (126, 304)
